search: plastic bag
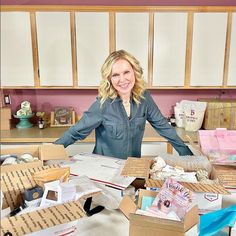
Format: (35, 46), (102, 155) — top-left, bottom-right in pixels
(174, 102), (184, 128)
(182, 100), (207, 131)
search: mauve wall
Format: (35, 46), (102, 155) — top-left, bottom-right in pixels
(2, 0), (236, 117)
(4, 89), (236, 117)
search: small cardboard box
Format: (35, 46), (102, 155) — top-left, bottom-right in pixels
(119, 189), (199, 236)
(0, 165), (86, 236)
(0, 119), (11, 130)
(0, 106), (11, 120)
(121, 157), (229, 214)
(0, 144), (69, 173)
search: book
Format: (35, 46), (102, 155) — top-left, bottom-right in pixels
(147, 178), (193, 220)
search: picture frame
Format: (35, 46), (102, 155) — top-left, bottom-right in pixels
(50, 106), (76, 127)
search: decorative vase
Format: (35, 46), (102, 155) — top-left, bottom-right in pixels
(13, 114), (34, 129)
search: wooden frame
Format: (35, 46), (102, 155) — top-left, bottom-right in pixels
(50, 109), (76, 127)
(1, 6), (236, 90)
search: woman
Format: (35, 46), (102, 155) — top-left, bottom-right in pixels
(55, 50), (193, 159)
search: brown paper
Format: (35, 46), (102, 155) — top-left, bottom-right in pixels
(32, 167), (70, 187)
(121, 157), (151, 179)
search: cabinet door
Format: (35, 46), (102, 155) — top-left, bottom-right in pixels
(227, 13), (236, 86)
(36, 12), (73, 86)
(153, 13), (187, 86)
(190, 13), (227, 86)
(1, 12), (34, 86)
(116, 13), (149, 82)
(76, 12), (109, 86)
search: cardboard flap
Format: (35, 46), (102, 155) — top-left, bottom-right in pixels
(1, 201), (85, 236)
(119, 195), (138, 219)
(121, 157), (151, 179)
(145, 179), (229, 195)
(1, 160), (43, 174)
(184, 205), (199, 231)
(1, 145), (40, 157)
(137, 189), (158, 209)
(40, 144), (69, 160)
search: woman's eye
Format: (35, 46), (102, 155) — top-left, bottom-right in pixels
(112, 74), (119, 78)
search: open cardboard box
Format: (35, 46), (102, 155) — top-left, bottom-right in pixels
(119, 189), (199, 236)
(0, 165), (86, 236)
(121, 157), (229, 214)
(1, 144), (69, 173)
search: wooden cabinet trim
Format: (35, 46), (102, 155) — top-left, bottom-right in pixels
(30, 12), (40, 87)
(223, 12), (233, 87)
(184, 13), (194, 88)
(1, 6), (236, 12)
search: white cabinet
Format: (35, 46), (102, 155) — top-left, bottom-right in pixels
(1, 12), (34, 86)
(116, 13), (149, 82)
(75, 12), (109, 86)
(36, 12), (73, 86)
(227, 13), (236, 86)
(190, 13), (228, 86)
(153, 13), (188, 86)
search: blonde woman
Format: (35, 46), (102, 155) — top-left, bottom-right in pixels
(55, 50), (193, 159)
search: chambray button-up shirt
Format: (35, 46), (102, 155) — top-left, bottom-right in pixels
(55, 90), (193, 159)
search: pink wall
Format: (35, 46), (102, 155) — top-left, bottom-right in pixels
(1, 0), (236, 5)
(3, 89), (236, 118)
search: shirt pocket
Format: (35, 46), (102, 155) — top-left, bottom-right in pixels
(103, 121), (125, 139)
(134, 116), (146, 131)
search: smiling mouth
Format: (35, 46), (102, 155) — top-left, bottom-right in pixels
(119, 83), (130, 89)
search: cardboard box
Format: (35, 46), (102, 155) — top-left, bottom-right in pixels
(121, 157), (229, 214)
(0, 144), (69, 173)
(1, 165), (86, 236)
(0, 119), (11, 130)
(119, 189), (199, 236)
(199, 99), (236, 130)
(0, 106), (11, 120)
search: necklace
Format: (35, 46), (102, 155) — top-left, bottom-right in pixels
(123, 100), (130, 105)
(122, 100), (131, 117)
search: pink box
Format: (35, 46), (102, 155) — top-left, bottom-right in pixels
(198, 129), (236, 164)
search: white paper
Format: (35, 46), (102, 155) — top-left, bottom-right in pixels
(47, 153), (135, 190)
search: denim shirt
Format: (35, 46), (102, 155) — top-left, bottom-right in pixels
(55, 90), (193, 159)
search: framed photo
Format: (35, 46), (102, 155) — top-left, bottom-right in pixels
(50, 106), (75, 127)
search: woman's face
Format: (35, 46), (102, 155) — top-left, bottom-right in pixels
(110, 59), (135, 98)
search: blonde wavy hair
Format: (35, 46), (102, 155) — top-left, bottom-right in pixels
(99, 50), (146, 105)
